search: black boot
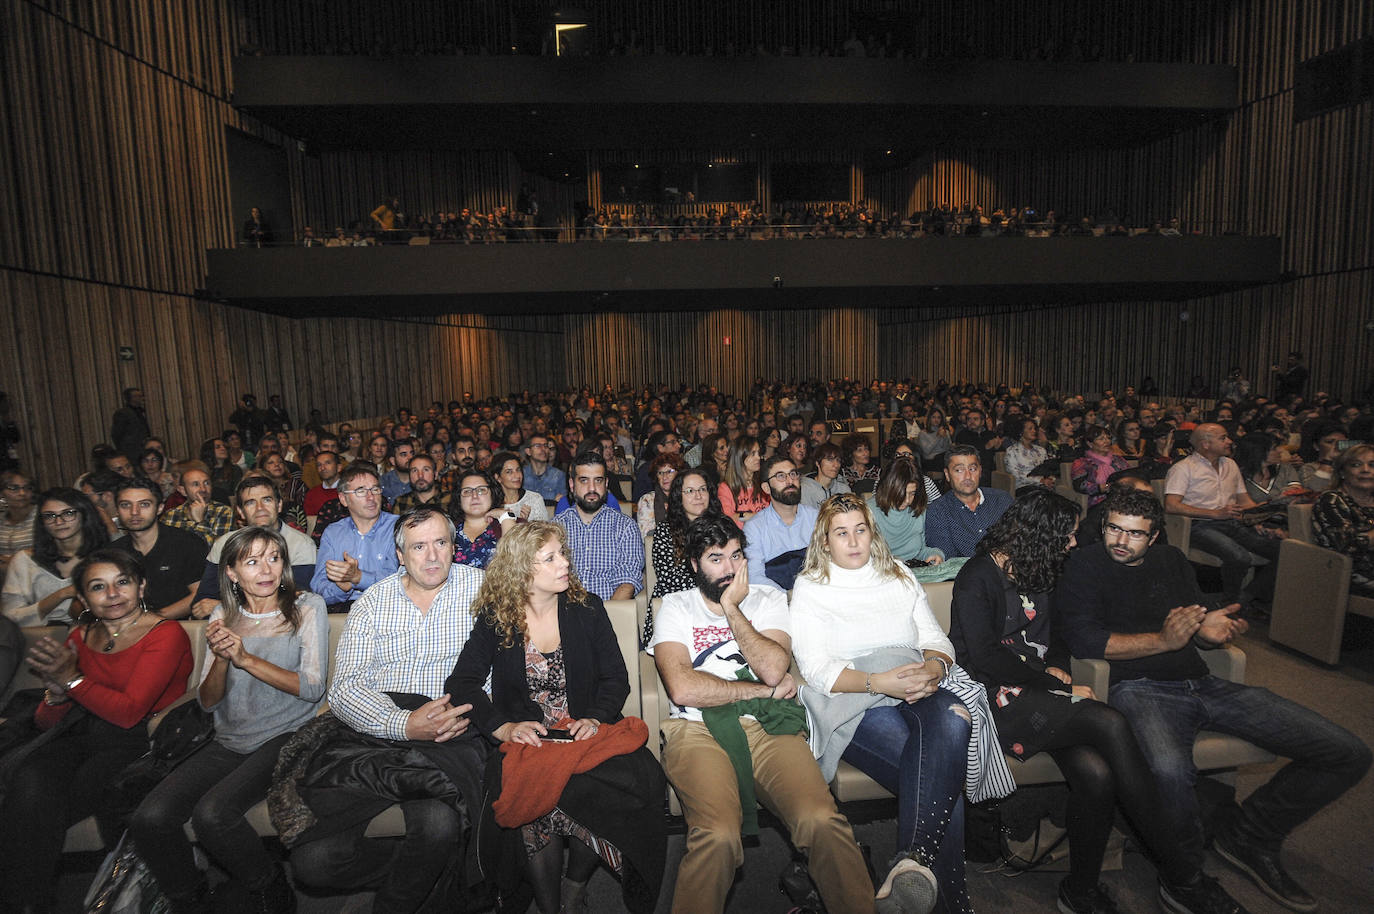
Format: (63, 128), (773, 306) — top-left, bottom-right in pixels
(246, 865), (297, 914)
(165, 880), (210, 914)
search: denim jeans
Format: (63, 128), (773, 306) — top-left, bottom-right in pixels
(1188, 519), (1281, 603)
(841, 688), (972, 914)
(1109, 675), (1370, 871)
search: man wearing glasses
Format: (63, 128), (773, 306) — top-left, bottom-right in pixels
(743, 456), (818, 591)
(312, 462), (399, 612)
(1057, 488), (1369, 913)
(522, 433), (567, 504)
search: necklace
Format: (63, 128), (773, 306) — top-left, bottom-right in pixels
(102, 611), (146, 652)
(242, 605), (284, 625)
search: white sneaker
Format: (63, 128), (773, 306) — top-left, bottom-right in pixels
(875, 856), (938, 914)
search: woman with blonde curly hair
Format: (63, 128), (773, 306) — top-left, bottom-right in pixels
(446, 521), (665, 914)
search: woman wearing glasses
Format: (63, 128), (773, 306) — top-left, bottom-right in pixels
(636, 453), (686, 537)
(452, 469), (515, 570)
(3, 487), (111, 627)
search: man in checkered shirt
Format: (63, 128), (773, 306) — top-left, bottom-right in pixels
(289, 506), (486, 912)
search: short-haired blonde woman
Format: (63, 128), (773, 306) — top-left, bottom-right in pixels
(447, 521), (665, 913)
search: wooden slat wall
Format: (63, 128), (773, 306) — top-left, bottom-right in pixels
(562, 308), (877, 398)
(0, 272), (564, 483)
(878, 1), (1374, 400)
(1, 1), (567, 482)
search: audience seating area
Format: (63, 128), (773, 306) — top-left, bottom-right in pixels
(8, 574), (1277, 855)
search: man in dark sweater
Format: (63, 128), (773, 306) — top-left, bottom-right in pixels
(1057, 489), (1370, 914)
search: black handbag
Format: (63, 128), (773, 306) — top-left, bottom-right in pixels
(110, 702), (216, 807)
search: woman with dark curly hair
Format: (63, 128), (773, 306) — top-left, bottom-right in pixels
(948, 490), (1210, 914)
(446, 522), (665, 914)
(840, 433), (881, 491)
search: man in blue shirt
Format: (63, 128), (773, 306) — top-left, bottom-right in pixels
(312, 463), (400, 611)
(522, 433), (566, 504)
(554, 452), (642, 601)
(378, 438), (415, 500)
(924, 446), (1013, 558)
(744, 456), (819, 590)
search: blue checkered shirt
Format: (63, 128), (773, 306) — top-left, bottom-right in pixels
(328, 563), (485, 740)
(555, 505), (644, 600)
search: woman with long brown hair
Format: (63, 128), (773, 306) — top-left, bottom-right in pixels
(128, 526), (329, 912)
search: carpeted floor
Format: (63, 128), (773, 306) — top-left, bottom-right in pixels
(51, 620), (1374, 913)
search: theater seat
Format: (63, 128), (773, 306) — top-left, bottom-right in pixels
(1270, 502), (1374, 664)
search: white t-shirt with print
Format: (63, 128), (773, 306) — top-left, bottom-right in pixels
(647, 584), (791, 722)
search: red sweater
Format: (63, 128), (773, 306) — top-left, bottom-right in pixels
(37, 621), (193, 730)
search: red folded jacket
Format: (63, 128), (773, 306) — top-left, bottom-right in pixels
(493, 716), (648, 827)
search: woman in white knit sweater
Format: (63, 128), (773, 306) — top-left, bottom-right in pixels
(790, 494), (975, 914)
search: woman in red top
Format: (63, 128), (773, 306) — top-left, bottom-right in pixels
(0, 548), (192, 911)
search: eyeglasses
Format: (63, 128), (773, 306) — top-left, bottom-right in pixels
(656, 469), (678, 478)
(4, 483), (34, 492)
(459, 486), (490, 497)
(768, 470), (801, 483)
(683, 486), (710, 496)
(40, 508), (80, 522)
(344, 485), (382, 498)
(1103, 522), (1152, 541)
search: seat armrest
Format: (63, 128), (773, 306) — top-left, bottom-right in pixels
(638, 652), (665, 761)
(1071, 657), (1110, 695)
(1198, 644), (1245, 683)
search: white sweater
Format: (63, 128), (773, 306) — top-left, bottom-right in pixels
(790, 560), (955, 696)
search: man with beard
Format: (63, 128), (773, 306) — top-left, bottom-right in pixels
(554, 452), (642, 601)
(289, 506), (486, 912)
(648, 515), (875, 914)
(109, 476), (208, 619)
(379, 438), (416, 500)
(744, 456), (818, 591)
(439, 435), (478, 497)
(1057, 489), (1369, 914)
(189, 475), (317, 617)
(391, 453), (451, 513)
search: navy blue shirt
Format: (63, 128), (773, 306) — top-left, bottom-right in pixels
(924, 487), (1013, 558)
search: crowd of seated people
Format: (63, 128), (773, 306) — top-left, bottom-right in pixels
(0, 366), (1370, 912)
(258, 196), (1202, 248)
(579, 202), (1195, 242)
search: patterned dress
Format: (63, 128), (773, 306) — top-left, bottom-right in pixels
(520, 641), (625, 873)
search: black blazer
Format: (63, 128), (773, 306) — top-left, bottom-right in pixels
(445, 593), (630, 740)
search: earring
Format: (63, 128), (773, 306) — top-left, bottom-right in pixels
(231, 581), (245, 601)
(278, 580), (290, 593)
